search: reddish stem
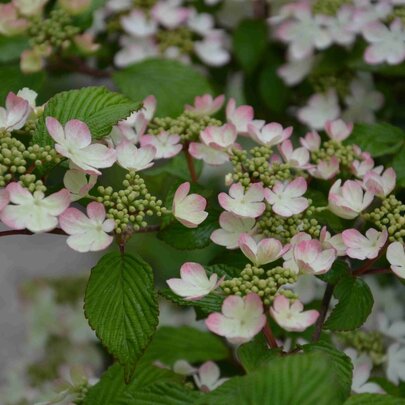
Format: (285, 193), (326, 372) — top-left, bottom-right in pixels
(184, 146), (198, 183)
(262, 320), (278, 349)
(353, 243), (389, 276)
(312, 283), (334, 342)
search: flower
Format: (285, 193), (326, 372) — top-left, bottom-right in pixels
(200, 124), (237, 149)
(351, 154), (375, 178)
(270, 295), (319, 332)
(344, 349), (384, 394)
(0, 3), (28, 36)
(195, 33), (230, 67)
(211, 212), (256, 249)
(121, 10), (157, 37)
(185, 94), (225, 116)
(0, 92), (30, 131)
(218, 182), (265, 218)
(59, 202), (115, 252)
(291, 239), (336, 275)
(249, 122), (292, 147)
(387, 242), (405, 279)
(140, 132), (182, 159)
(322, 6), (356, 46)
(0, 182), (70, 233)
(116, 141), (156, 171)
(193, 361), (228, 392)
(114, 37), (158, 67)
(320, 226), (346, 256)
(342, 228), (388, 260)
(300, 131), (321, 151)
(363, 168), (396, 198)
(46, 117), (116, 175)
(328, 179), (374, 219)
(309, 157), (340, 180)
(264, 177), (308, 217)
(277, 55), (315, 86)
(279, 140), (310, 169)
(14, 0), (48, 16)
(151, 0), (191, 29)
(324, 119), (353, 142)
(297, 90), (340, 130)
(363, 19), (405, 65)
(172, 182), (208, 228)
(189, 142), (229, 165)
(59, 0), (91, 15)
(226, 99), (254, 134)
(20, 48), (45, 74)
(63, 166), (97, 202)
(386, 343), (405, 384)
(0, 188), (10, 211)
(167, 263), (223, 300)
(238, 233), (289, 266)
(205, 293), (266, 344)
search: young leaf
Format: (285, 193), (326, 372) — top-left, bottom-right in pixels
(113, 59), (212, 117)
(33, 86), (140, 146)
(318, 260), (350, 286)
(141, 326), (230, 365)
(84, 252), (159, 380)
(344, 394), (405, 404)
(324, 277), (374, 331)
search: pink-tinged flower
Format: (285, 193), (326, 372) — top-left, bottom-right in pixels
(46, 117), (116, 175)
(270, 295), (319, 332)
(0, 188), (10, 212)
(59, 202), (115, 252)
(73, 33), (100, 54)
(0, 3), (28, 36)
(363, 168), (396, 198)
(151, 0), (191, 29)
(59, 0), (91, 15)
(20, 48), (45, 74)
(114, 38), (158, 67)
(264, 177), (308, 218)
(277, 55), (314, 86)
(298, 90), (340, 130)
(187, 11), (214, 36)
(320, 226), (346, 256)
(238, 233), (289, 266)
(189, 142), (229, 165)
(328, 179), (374, 219)
(342, 228), (388, 260)
(324, 119), (353, 142)
(363, 19), (405, 65)
(200, 124), (237, 150)
(167, 262), (223, 300)
(195, 33), (230, 67)
(17, 88), (38, 110)
(0, 92), (30, 131)
(352, 155), (375, 178)
(300, 131), (321, 151)
(226, 99), (254, 134)
(249, 122), (292, 147)
(116, 142), (155, 171)
(63, 167), (97, 202)
(13, 0), (48, 16)
(185, 94), (225, 116)
(193, 361), (228, 392)
(309, 157), (340, 180)
(172, 182), (208, 228)
(279, 140), (310, 169)
(292, 239), (336, 275)
(211, 212), (256, 250)
(205, 293), (266, 344)
(387, 242), (405, 279)
(140, 132), (182, 159)
(321, 6), (356, 46)
(121, 10), (157, 37)
(218, 182), (265, 218)
(0, 183), (70, 233)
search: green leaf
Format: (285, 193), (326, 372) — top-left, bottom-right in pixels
(141, 326), (229, 366)
(157, 210), (219, 250)
(84, 253), (159, 380)
(318, 260), (350, 286)
(347, 123), (405, 157)
(344, 394), (405, 404)
(199, 353), (342, 405)
(113, 59), (212, 117)
(392, 146), (405, 188)
(324, 277), (374, 331)
(233, 19), (268, 74)
(33, 86), (140, 146)
(0, 36), (28, 63)
(303, 341), (353, 401)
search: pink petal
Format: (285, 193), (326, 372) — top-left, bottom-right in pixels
(87, 202), (106, 222)
(65, 119), (92, 149)
(46, 117), (65, 144)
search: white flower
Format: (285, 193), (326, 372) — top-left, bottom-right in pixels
(386, 343), (405, 384)
(387, 241), (405, 279)
(63, 166), (97, 202)
(121, 10), (157, 37)
(278, 55), (315, 86)
(193, 361), (228, 392)
(140, 132), (182, 159)
(279, 140), (310, 169)
(0, 92), (30, 131)
(195, 32), (230, 67)
(116, 141), (156, 171)
(249, 122), (292, 147)
(363, 168), (396, 198)
(342, 228), (388, 260)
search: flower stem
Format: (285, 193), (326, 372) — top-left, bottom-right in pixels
(184, 146), (198, 183)
(0, 228), (66, 237)
(353, 243), (388, 276)
(263, 320), (278, 349)
(312, 283), (334, 342)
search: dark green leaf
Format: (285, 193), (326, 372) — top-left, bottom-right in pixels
(84, 253), (159, 380)
(113, 59), (212, 117)
(205, 264), (241, 279)
(0, 36), (28, 63)
(324, 277), (374, 331)
(318, 260), (350, 286)
(33, 86), (140, 146)
(344, 394), (405, 404)
(392, 146), (405, 188)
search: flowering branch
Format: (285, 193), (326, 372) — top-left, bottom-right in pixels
(312, 283), (334, 342)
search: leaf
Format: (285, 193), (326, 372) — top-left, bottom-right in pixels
(113, 59), (213, 117)
(84, 252), (159, 380)
(141, 326), (230, 366)
(303, 341), (353, 402)
(157, 210), (219, 250)
(233, 19), (268, 74)
(347, 123), (405, 157)
(199, 353), (342, 405)
(120, 382), (201, 405)
(0, 36), (28, 63)
(318, 260), (350, 286)
(33, 86), (140, 146)
(324, 277), (374, 331)
(344, 394), (405, 404)
(392, 146), (405, 188)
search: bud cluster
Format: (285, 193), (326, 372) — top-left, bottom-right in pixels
(97, 171), (166, 234)
(311, 140), (356, 168)
(221, 264), (298, 306)
(312, 0), (350, 15)
(309, 71), (353, 98)
(156, 27), (194, 55)
(133, 0), (158, 10)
